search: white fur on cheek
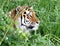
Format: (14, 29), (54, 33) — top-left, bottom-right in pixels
(22, 16), (25, 25)
(17, 17), (27, 31)
(32, 23), (39, 30)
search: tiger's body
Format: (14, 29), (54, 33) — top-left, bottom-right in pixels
(9, 6), (40, 32)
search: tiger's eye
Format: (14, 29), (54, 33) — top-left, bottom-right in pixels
(24, 12), (26, 14)
(26, 20), (29, 22)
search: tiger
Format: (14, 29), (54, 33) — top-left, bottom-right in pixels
(9, 6), (40, 32)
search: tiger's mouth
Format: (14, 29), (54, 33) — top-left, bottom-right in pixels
(21, 23), (39, 31)
(27, 25), (34, 29)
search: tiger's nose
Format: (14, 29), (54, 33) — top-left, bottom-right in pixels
(36, 22), (39, 24)
(36, 21), (40, 24)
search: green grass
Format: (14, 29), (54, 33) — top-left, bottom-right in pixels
(0, 0), (60, 46)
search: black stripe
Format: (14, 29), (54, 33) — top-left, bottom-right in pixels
(21, 15), (23, 25)
(23, 15), (25, 23)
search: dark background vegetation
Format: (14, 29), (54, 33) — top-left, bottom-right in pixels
(0, 0), (60, 46)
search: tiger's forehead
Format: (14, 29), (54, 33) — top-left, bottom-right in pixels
(16, 6), (35, 20)
(21, 9), (33, 18)
(18, 6), (32, 10)
(19, 6), (33, 16)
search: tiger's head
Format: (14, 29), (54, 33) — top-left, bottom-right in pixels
(9, 6), (40, 32)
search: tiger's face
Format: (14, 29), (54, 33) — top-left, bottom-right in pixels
(9, 6), (40, 32)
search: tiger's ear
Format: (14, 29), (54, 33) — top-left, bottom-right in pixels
(30, 6), (33, 9)
(16, 6), (22, 13)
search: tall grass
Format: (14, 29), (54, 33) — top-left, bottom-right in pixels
(0, 0), (60, 46)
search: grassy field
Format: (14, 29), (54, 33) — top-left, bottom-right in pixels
(0, 0), (60, 46)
